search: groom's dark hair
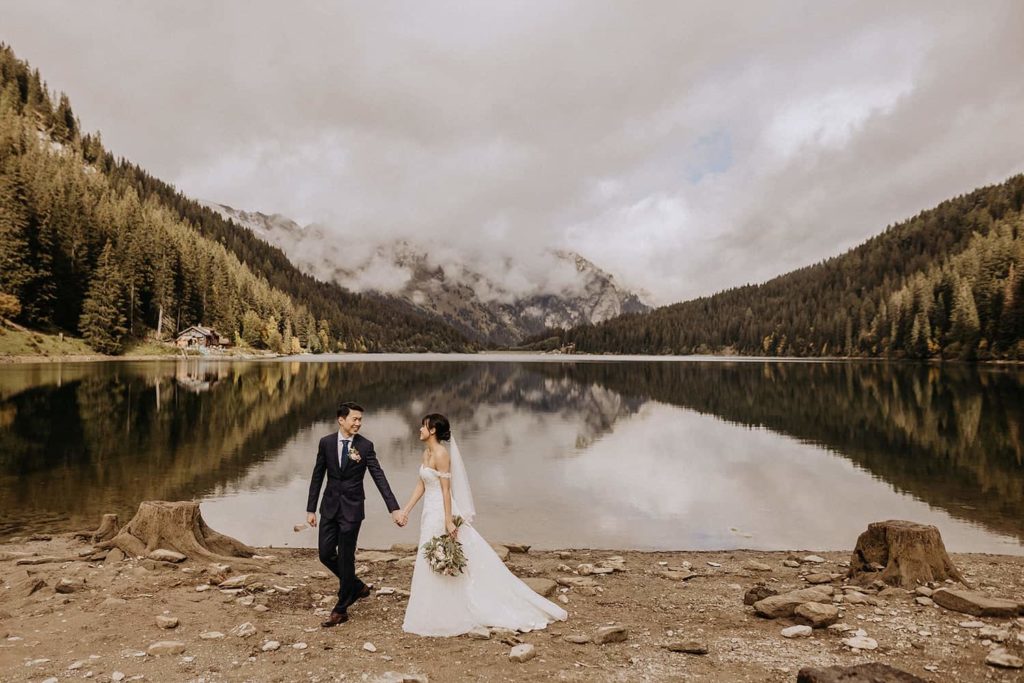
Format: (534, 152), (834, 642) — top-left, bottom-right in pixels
(338, 401), (365, 417)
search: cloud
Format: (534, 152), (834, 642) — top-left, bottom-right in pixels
(4, 1), (1023, 304)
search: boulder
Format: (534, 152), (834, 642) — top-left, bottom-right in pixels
(931, 588), (1020, 617)
(797, 663), (927, 682)
(522, 578), (557, 597)
(753, 587), (833, 618)
(794, 602), (840, 628)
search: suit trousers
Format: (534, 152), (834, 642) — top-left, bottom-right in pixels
(318, 516), (365, 614)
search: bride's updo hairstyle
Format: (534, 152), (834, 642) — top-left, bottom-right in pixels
(422, 413), (451, 442)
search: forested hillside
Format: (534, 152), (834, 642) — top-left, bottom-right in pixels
(0, 44), (473, 354)
(549, 175), (1024, 360)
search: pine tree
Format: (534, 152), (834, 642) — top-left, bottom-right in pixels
(949, 277), (981, 357)
(79, 242), (129, 354)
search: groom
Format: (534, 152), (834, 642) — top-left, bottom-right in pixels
(306, 401), (404, 627)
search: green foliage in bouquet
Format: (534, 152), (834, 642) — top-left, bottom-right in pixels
(422, 515), (467, 576)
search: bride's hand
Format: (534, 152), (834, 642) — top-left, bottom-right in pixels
(446, 519), (459, 540)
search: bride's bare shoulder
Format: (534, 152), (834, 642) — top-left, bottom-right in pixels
(430, 446), (451, 471)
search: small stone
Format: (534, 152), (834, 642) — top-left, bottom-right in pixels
(104, 548), (126, 564)
(310, 570), (330, 579)
(467, 626), (491, 640)
(706, 561), (722, 568)
(272, 584), (294, 594)
(292, 642), (308, 650)
(826, 623), (854, 633)
(802, 555), (826, 563)
(148, 640), (187, 655)
(147, 549), (187, 563)
(112, 673), (125, 682)
(363, 642), (378, 652)
(742, 560), (772, 572)
(783, 559), (800, 568)
(843, 592), (868, 605)
(254, 604), (269, 613)
(509, 643), (536, 662)
(68, 660), (87, 670)
(261, 640), (281, 652)
(563, 634), (590, 644)
(355, 551), (400, 563)
(42, 678), (58, 683)
(985, 648), (1023, 669)
(200, 631), (225, 640)
(491, 545), (511, 562)
(803, 573), (833, 585)
(743, 584), (778, 606)
(101, 597), (127, 607)
(915, 586), (933, 597)
(236, 595), (255, 606)
(665, 640), (708, 654)
(231, 622), (257, 637)
(794, 602), (840, 628)
(958, 620), (985, 628)
(523, 578), (558, 597)
(218, 574), (253, 589)
(56, 577), (86, 593)
(155, 615), (179, 629)
(914, 596), (934, 607)
(593, 625), (628, 644)
(293, 524), (306, 532)
(841, 636), (878, 650)
(977, 625), (1009, 642)
(195, 584), (212, 592)
(782, 625), (812, 638)
(557, 595), (569, 604)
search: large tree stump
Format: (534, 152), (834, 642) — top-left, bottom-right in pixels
(74, 513), (120, 544)
(847, 520), (964, 588)
(97, 501), (257, 565)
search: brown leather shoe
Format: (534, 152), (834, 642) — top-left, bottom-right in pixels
(320, 611), (348, 628)
(354, 584), (372, 601)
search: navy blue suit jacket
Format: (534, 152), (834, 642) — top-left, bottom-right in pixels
(306, 432), (400, 524)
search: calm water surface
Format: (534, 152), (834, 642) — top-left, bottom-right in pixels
(2, 355), (1022, 554)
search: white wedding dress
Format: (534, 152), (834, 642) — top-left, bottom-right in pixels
(402, 465), (568, 636)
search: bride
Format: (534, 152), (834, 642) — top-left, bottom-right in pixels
(398, 413), (567, 636)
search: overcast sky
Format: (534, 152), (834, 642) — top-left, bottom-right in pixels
(4, 1), (1023, 305)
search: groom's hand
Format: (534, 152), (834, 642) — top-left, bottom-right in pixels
(391, 510), (406, 527)
(306, 513), (317, 528)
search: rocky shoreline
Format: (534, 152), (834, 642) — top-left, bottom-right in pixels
(1, 534), (1023, 682)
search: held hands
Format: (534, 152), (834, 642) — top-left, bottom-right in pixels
(445, 518), (459, 540)
(392, 509), (408, 527)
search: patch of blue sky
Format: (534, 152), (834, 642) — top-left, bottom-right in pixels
(685, 129), (733, 184)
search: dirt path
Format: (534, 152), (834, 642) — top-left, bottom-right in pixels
(2, 535), (1023, 682)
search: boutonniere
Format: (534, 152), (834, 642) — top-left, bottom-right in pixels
(348, 446), (362, 463)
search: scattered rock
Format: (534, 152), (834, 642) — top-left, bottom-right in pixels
(841, 635), (878, 650)
(55, 577), (86, 593)
(355, 551), (399, 563)
(706, 561), (722, 568)
(523, 577), (557, 597)
(375, 674), (429, 683)
(230, 622), (257, 637)
(753, 586), (834, 618)
(155, 615), (179, 629)
(147, 640), (186, 655)
(503, 543), (531, 554)
(977, 625), (1009, 642)
(491, 545), (511, 562)
(147, 549), (186, 563)
(914, 586), (933, 597)
(742, 560), (772, 572)
(985, 648), (1023, 669)
(743, 584), (778, 606)
(593, 625), (628, 644)
(261, 640), (281, 652)
(556, 576), (597, 588)
(12, 576), (46, 598)
(104, 547), (126, 564)
(795, 602), (840, 628)
(665, 640), (708, 654)
(658, 569), (697, 581)
(797, 662), (927, 682)
(218, 574), (254, 589)
(390, 543), (419, 554)
(802, 555), (826, 564)
(932, 588), (1020, 617)
(783, 559), (801, 568)
(826, 623), (855, 634)
(292, 642), (308, 650)
(782, 625), (813, 638)
(563, 634), (590, 644)
(0, 550), (33, 562)
(15, 556), (65, 565)
(466, 626), (491, 640)
(958, 620), (985, 628)
(363, 641), (378, 652)
(254, 604), (269, 613)
(101, 597), (127, 607)
(509, 643), (536, 662)
(111, 672), (125, 682)
(914, 597), (934, 607)
(200, 631), (226, 640)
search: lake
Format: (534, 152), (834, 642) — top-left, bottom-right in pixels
(2, 355), (1023, 555)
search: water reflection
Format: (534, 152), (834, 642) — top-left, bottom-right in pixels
(1, 358), (1021, 553)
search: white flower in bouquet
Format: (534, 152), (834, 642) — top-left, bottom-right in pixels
(421, 515), (468, 576)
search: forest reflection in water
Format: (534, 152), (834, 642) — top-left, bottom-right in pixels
(0, 357), (1021, 553)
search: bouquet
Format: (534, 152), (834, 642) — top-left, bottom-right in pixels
(421, 515), (467, 576)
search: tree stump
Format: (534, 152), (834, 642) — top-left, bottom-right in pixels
(847, 520), (964, 588)
(74, 513), (120, 544)
(97, 501), (257, 565)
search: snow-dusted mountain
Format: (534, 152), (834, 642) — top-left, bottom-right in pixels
(204, 202), (650, 345)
